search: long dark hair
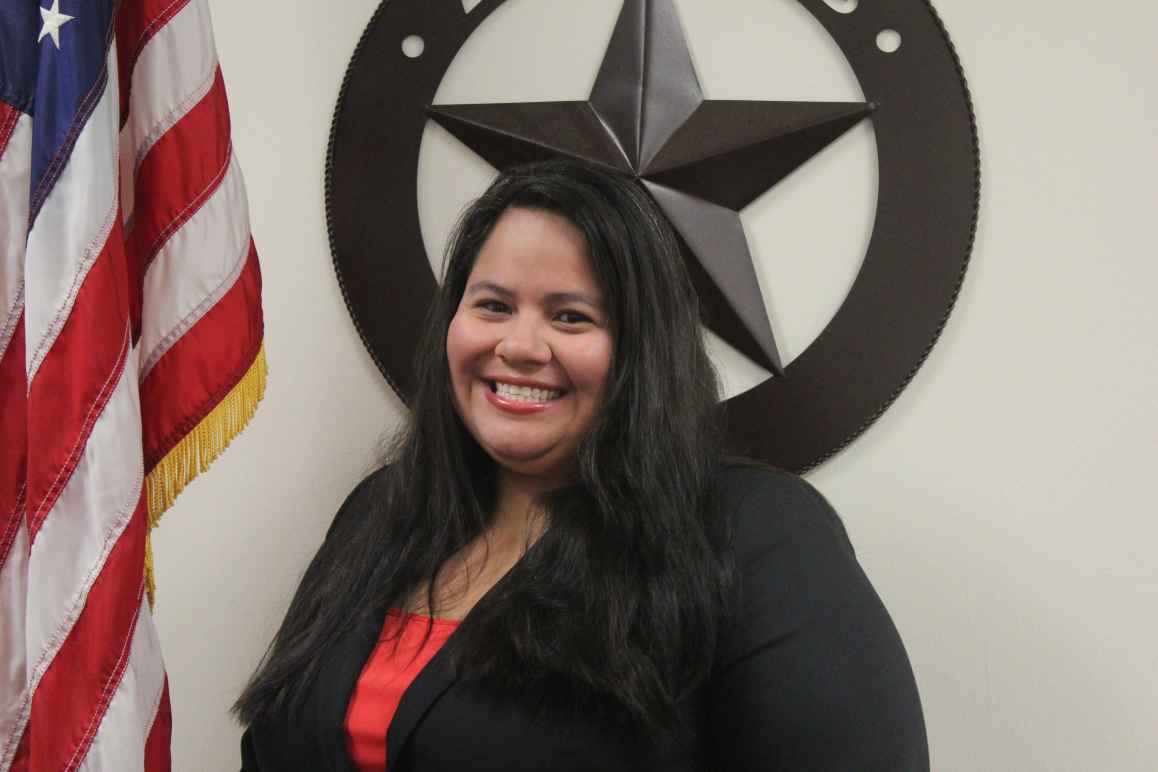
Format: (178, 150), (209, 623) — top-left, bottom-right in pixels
(234, 159), (735, 740)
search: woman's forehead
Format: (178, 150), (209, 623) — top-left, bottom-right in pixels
(468, 208), (601, 294)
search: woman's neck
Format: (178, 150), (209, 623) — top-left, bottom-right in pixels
(487, 470), (557, 551)
(400, 471), (553, 618)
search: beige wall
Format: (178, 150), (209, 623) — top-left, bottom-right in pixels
(152, 1), (1158, 769)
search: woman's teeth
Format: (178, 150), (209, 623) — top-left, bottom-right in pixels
(493, 381), (562, 403)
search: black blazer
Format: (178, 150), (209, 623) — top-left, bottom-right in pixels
(240, 466), (929, 771)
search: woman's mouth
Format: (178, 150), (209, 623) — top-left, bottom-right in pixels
(489, 380), (563, 403)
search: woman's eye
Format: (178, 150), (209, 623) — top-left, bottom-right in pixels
(476, 299), (510, 314)
(556, 310), (592, 325)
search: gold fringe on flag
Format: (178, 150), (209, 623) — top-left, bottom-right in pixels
(143, 344), (268, 607)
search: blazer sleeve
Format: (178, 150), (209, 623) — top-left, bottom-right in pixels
(239, 726), (258, 771)
(236, 467), (384, 771)
(705, 468), (929, 771)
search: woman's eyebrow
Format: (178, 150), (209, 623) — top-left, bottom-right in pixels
(464, 281), (513, 298)
(545, 292), (602, 309)
(465, 283), (602, 309)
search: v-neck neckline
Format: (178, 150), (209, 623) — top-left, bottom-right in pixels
(381, 536), (541, 769)
(324, 531), (546, 770)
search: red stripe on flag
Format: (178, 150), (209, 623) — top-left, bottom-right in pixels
(128, 67), (230, 270)
(0, 102), (20, 155)
(144, 677), (172, 770)
(10, 730), (28, 772)
(116, 0), (196, 126)
(25, 219), (131, 540)
(124, 68), (231, 337)
(23, 496), (147, 772)
(0, 315), (27, 568)
(141, 240), (263, 468)
(0, 105), (28, 568)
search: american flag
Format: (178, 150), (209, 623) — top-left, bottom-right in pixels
(0, 0), (265, 768)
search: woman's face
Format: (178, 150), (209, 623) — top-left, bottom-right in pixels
(446, 207), (614, 486)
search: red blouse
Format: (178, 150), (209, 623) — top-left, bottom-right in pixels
(344, 609), (460, 771)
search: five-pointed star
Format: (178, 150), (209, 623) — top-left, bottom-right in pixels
(428, 0), (874, 376)
(38, 0), (75, 49)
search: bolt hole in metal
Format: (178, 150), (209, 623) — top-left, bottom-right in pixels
(820, 0), (858, 14)
(876, 29), (902, 53)
(402, 34), (425, 58)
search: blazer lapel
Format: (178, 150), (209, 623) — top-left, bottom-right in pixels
(314, 607), (390, 771)
(384, 641), (459, 771)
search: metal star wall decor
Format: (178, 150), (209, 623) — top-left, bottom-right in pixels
(326, 0), (979, 472)
(428, 1), (873, 374)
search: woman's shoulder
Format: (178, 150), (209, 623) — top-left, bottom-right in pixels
(715, 460), (855, 560)
(321, 464), (389, 540)
(707, 461), (930, 769)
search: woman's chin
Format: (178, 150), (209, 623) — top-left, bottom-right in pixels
(484, 444), (572, 483)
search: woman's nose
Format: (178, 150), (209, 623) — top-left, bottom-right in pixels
(494, 320), (551, 365)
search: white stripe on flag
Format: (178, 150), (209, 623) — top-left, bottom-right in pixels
(25, 330), (142, 654)
(120, 0), (219, 222)
(139, 153), (251, 378)
(0, 112), (31, 361)
(0, 517), (29, 764)
(75, 596), (165, 772)
(23, 48), (120, 384)
(0, 331), (144, 770)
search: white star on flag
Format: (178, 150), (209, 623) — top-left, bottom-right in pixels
(38, 0), (75, 49)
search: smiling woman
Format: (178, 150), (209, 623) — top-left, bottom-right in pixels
(233, 159), (928, 771)
(447, 207), (613, 486)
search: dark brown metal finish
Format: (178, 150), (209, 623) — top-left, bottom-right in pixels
(325, 0), (494, 398)
(643, 181), (782, 373)
(427, 103), (632, 173)
(326, 0), (979, 472)
(644, 101), (876, 211)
